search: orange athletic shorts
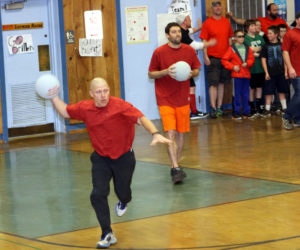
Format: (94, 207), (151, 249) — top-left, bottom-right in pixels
(158, 105), (190, 133)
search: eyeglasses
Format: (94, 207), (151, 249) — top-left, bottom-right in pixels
(236, 35), (245, 38)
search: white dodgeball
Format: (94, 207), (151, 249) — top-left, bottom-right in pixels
(172, 61), (191, 82)
(35, 74), (60, 99)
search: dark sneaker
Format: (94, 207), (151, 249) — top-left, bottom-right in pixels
(248, 112), (259, 120)
(97, 232), (117, 249)
(232, 114), (242, 120)
(170, 167), (186, 184)
(210, 108), (217, 118)
(282, 117), (293, 130)
(115, 201), (127, 217)
(190, 113), (201, 120)
(196, 111), (209, 118)
(261, 110), (271, 118)
(216, 108), (224, 117)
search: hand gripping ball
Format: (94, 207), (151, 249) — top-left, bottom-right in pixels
(173, 61), (191, 82)
(35, 74), (60, 99)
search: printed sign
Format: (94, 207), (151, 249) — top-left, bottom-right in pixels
(7, 34), (34, 55)
(84, 10), (103, 39)
(2, 22), (43, 31)
(79, 38), (102, 57)
(65, 30), (75, 44)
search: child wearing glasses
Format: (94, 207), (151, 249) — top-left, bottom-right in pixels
(222, 30), (255, 119)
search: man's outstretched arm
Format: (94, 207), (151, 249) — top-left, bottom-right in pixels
(51, 95), (70, 119)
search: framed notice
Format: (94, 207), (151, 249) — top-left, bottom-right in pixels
(125, 6), (149, 44)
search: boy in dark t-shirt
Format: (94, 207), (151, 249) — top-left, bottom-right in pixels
(261, 25), (288, 117)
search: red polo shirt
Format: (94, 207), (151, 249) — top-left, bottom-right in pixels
(66, 96), (143, 159)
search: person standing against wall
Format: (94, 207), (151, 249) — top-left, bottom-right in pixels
(176, 13), (217, 120)
(200, 0), (233, 118)
(282, 12), (300, 129)
(148, 22), (201, 184)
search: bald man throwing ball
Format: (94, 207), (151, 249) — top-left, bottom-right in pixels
(50, 77), (170, 249)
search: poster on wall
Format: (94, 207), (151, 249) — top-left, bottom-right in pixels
(7, 34), (34, 55)
(274, 0), (287, 21)
(168, 0), (191, 13)
(84, 10), (103, 39)
(125, 6), (149, 44)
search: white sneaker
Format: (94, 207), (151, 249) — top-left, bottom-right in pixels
(115, 201), (127, 217)
(96, 232), (117, 249)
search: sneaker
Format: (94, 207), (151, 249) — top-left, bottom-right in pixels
(248, 112), (259, 120)
(216, 108), (224, 117)
(232, 114), (242, 120)
(210, 108), (217, 118)
(115, 201), (127, 217)
(261, 110), (271, 118)
(97, 232), (117, 249)
(294, 122), (300, 127)
(282, 117), (293, 130)
(170, 167), (186, 184)
(275, 108), (282, 116)
(196, 111), (209, 118)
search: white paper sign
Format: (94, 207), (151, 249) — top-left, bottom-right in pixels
(79, 38), (102, 57)
(7, 34), (34, 55)
(84, 10), (103, 39)
(168, 0), (191, 13)
(125, 6), (149, 43)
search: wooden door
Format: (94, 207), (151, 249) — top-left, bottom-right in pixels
(205, 0), (233, 106)
(63, 0), (120, 122)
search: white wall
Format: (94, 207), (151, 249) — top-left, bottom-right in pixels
(119, 0), (205, 120)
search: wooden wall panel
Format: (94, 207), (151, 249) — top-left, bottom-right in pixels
(205, 0), (232, 106)
(63, 0), (120, 109)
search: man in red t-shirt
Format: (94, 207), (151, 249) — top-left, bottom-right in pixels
(282, 11), (300, 130)
(227, 3), (289, 36)
(200, 0), (233, 118)
(51, 77), (170, 248)
(148, 22), (201, 184)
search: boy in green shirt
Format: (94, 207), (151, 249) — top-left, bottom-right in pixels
(244, 19), (265, 117)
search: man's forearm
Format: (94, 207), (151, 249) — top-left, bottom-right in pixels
(51, 96), (70, 119)
(282, 51), (293, 70)
(138, 116), (159, 134)
(148, 69), (168, 79)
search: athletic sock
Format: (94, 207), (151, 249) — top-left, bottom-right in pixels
(280, 99), (287, 110)
(189, 94), (197, 114)
(265, 105), (271, 111)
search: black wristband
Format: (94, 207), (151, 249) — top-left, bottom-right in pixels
(152, 131), (160, 136)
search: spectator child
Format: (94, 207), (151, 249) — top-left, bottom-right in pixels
(261, 25), (289, 117)
(222, 30), (255, 119)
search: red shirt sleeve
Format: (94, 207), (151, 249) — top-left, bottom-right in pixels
(66, 100), (88, 121)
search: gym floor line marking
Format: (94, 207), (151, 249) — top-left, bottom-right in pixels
(0, 237), (41, 250)
(2, 232), (300, 250)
